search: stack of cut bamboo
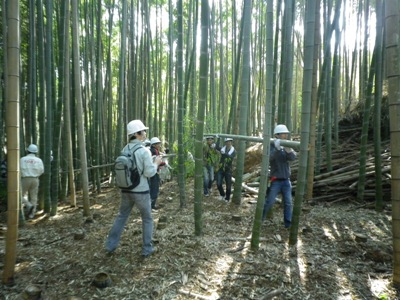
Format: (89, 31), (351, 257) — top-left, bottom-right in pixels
(294, 140), (391, 202)
(241, 140), (392, 203)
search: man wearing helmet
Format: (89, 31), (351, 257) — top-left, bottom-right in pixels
(20, 144), (44, 219)
(215, 137), (236, 202)
(149, 137), (166, 210)
(105, 120), (163, 257)
(203, 136), (219, 197)
(262, 124), (297, 228)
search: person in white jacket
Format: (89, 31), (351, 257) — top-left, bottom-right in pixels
(20, 144), (44, 219)
(105, 120), (163, 257)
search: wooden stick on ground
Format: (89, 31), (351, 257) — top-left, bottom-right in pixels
(261, 288), (285, 299)
(232, 177), (258, 194)
(178, 289), (214, 300)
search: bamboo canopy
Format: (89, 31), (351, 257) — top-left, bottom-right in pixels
(205, 133), (301, 149)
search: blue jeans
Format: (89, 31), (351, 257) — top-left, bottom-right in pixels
(262, 179), (293, 228)
(149, 173), (160, 208)
(203, 165), (214, 195)
(217, 169), (232, 201)
(105, 192), (154, 256)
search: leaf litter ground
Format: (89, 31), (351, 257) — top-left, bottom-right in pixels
(0, 179), (398, 300)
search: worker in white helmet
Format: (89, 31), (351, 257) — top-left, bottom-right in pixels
(149, 137), (166, 210)
(105, 120), (163, 258)
(215, 137), (236, 202)
(20, 144), (44, 219)
(262, 124), (297, 228)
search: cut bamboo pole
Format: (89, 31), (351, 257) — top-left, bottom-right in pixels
(231, 177), (258, 194)
(205, 133), (301, 149)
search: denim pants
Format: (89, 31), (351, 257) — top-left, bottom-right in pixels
(149, 173), (160, 208)
(203, 165), (214, 195)
(105, 192), (154, 256)
(262, 179), (293, 228)
(216, 169), (232, 201)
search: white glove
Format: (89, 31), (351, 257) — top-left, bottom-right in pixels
(154, 156), (163, 165)
(284, 147), (294, 153)
(211, 143), (216, 149)
(274, 139), (281, 150)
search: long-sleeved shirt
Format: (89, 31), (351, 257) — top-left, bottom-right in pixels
(269, 145), (297, 179)
(150, 146), (166, 172)
(124, 140), (158, 193)
(20, 154), (44, 178)
(203, 142), (219, 167)
(215, 140), (236, 173)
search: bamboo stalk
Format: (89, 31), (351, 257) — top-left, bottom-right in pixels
(205, 133), (301, 149)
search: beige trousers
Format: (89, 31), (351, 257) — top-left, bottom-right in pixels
(21, 177), (40, 207)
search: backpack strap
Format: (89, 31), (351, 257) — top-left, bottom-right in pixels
(126, 143), (144, 175)
(124, 143), (143, 156)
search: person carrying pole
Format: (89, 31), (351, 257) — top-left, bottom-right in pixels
(215, 136), (236, 203)
(262, 124), (297, 228)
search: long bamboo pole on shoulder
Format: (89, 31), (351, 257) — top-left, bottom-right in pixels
(205, 133), (301, 149)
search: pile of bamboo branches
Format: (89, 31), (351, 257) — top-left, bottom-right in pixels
(240, 140), (392, 203)
(292, 152), (391, 203)
(298, 140), (391, 202)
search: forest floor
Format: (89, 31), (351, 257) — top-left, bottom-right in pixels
(0, 176), (398, 300)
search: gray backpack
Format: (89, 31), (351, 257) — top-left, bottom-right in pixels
(114, 144), (143, 190)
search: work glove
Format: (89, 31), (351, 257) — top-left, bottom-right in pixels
(274, 139), (282, 150)
(284, 147), (294, 153)
(154, 156), (163, 165)
(211, 143), (216, 149)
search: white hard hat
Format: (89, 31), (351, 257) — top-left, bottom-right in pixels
(27, 144), (38, 153)
(274, 124), (290, 135)
(225, 138), (233, 142)
(205, 136), (214, 140)
(127, 120), (148, 136)
(144, 139), (151, 146)
(150, 137), (161, 145)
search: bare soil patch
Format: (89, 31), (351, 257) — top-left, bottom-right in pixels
(0, 179), (398, 300)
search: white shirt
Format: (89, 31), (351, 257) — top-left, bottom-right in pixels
(20, 154), (44, 178)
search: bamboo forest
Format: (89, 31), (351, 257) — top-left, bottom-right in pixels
(0, 0), (400, 299)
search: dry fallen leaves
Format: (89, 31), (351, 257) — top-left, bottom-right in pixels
(0, 179), (397, 300)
